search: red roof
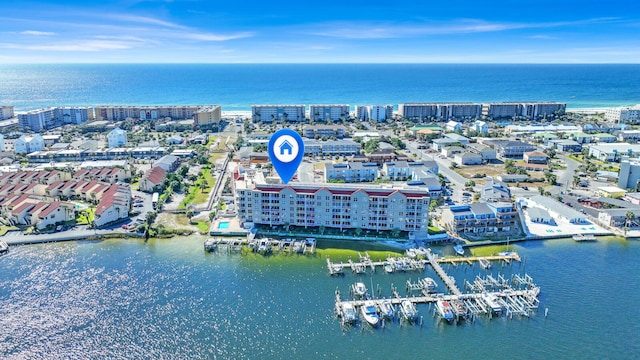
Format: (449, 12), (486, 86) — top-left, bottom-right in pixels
(13, 202), (35, 214)
(47, 181), (63, 191)
(143, 167), (166, 185)
(27, 201), (49, 215)
(39, 201), (61, 218)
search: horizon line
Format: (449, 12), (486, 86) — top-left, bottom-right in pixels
(2, 62), (640, 65)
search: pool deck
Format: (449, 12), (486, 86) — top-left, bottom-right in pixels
(210, 217), (249, 236)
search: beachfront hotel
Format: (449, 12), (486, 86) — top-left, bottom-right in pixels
(604, 105), (640, 123)
(355, 105), (394, 122)
(0, 106), (15, 120)
(483, 102), (566, 119)
(399, 103), (482, 121)
(194, 106), (222, 129)
(309, 104), (350, 122)
(235, 171), (431, 238)
(17, 107), (92, 132)
(251, 105), (306, 123)
(94, 105), (207, 121)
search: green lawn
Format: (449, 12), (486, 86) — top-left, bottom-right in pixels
(180, 170), (217, 208)
(195, 221), (210, 233)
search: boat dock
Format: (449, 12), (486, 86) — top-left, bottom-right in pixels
(425, 249), (462, 296)
(204, 237), (316, 254)
(326, 250), (520, 275)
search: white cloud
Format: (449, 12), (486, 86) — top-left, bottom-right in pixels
(0, 40), (137, 51)
(183, 32), (253, 41)
(20, 30), (55, 36)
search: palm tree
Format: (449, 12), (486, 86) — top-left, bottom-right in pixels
(625, 211), (635, 228)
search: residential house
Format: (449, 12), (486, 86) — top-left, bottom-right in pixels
(523, 151), (549, 164)
(324, 162), (378, 182)
(483, 139), (536, 159)
(446, 121), (462, 132)
(554, 140), (582, 152)
(139, 166), (167, 193)
(589, 143), (640, 162)
(443, 133), (469, 146)
(431, 138), (458, 151)
(107, 127), (127, 148)
(441, 146), (465, 158)
(153, 155), (180, 173)
(467, 143), (497, 162)
(473, 120), (488, 134)
(453, 152), (482, 165)
(14, 134), (45, 154)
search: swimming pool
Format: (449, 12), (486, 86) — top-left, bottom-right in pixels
(218, 222), (230, 229)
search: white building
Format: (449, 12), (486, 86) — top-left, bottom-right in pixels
(309, 104), (350, 122)
(605, 105), (640, 123)
(107, 127), (128, 148)
(18, 107), (56, 132)
(194, 106), (222, 129)
(0, 133), (4, 152)
(0, 106), (14, 120)
(473, 120), (488, 133)
(446, 121), (462, 132)
(588, 143), (640, 162)
(57, 107), (92, 124)
(355, 105), (393, 122)
(14, 134), (45, 154)
(251, 104), (306, 123)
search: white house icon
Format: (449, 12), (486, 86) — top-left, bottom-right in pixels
(279, 139), (293, 155)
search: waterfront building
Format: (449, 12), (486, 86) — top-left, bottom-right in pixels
(481, 177), (511, 202)
(57, 107), (92, 124)
(441, 202), (517, 235)
(309, 104), (350, 122)
(0, 106), (14, 120)
(14, 134), (45, 154)
(484, 102), (565, 120)
(18, 107), (56, 132)
(604, 105), (640, 123)
(107, 127), (127, 148)
(399, 103), (481, 121)
(589, 143), (640, 162)
(235, 171), (431, 238)
(251, 105), (306, 123)
(194, 106), (222, 129)
(138, 166), (167, 193)
(355, 105), (393, 122)
(324, 162), (378, 182)
(521, 195), (587, 224)
(95, 105), (203, 121)
(303, 125), (346, 139)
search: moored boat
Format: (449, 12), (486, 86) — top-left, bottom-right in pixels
(360, 301), (380, 327)
(453, 244), (465, 256)
(377, 300), (395, 320)
(384, 263), (394, 273)
(420, 277), (438, 293)
(341, 303), (357, 324)
(573, 234), (596, 242)
(351, 282), (368, 298)
(400, 300), (418, 321)
(436, 300), (455, 322)
(482, 292), (502, 314)
(479, 258), (491, 270)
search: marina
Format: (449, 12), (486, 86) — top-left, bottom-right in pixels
(573, 234), (597, 242)
(204, 237), (316, 254)
(333, 249), (540, 326)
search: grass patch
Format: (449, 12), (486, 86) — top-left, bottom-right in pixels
(206, 136), (217, 147)
(469, 245), (511, 257)
(208, 152), (225, 163)
(195, 221), (210, 233)
(454, 163), (505, 180)
(428, 226), (445, 235)
(180, 167), (217, 208)
(0, 226), (18, 236)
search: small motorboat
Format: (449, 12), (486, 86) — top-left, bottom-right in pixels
(341, 303), (357, 324)
(482, 292), (502, 314)
(377, 300), (395, 320)
(436, 300), (455, 322)
(421, 277), (438, 293)
(351, 282), (368, 298)
(453, 244), (465, 256)
(361, 301), (380, 327)
(0, 241), (8, 254)
(479, 258), (491, 270)
(384, 263), (394, 273)
(400, 300), (418, 321)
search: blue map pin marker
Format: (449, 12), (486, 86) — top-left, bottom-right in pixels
(268, 129), (304, 184)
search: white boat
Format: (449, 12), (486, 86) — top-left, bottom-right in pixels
(453, 244), (465, 256)
(405, 248), (418, 258)
(377, 300), (395, 320)
(573, 234), (596, 242)
(479, 258), (491, 270)
(351, 282), (368, 298)
(0, 241), (8, 254)
(400, 300), (418, 321)
(421, 277), (438, 293)
(384, 263), (394, 273)
(436, 300), (455, 322)
(451, 299), (467, 318)
(482, 292), (502, 314)
(330, 264), (344, 275)
(360, 301), (380, 327)
(341, 303), (357, 323)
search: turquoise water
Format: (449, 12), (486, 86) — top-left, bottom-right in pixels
(218, 222), (230, 229)
(0, 238), (638, 359)
(2, 64), (640, 111)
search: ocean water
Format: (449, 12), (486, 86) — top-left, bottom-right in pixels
(0, 237), (638, 359)
(1, 64), (640, 111)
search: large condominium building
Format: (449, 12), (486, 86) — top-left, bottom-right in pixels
(324, 162), (379, 182)
(303, 139), (361, 156)
(251, 105), (306, 123)
(0, 106), (14, 120)
(398, 103), (482, 121)
(483, 102), (565, 119)
(309, 104), (350, 122)
(235, 171), (431, 238)
(605, 105), (640, 123)
(355, 105), (393, 122)
(94, 106), (203, 121)
(441, 202), (517, 235)
(18, 107), (92, 131)
(194, 106), (222, 129)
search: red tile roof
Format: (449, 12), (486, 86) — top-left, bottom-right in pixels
(144, 166), (166, 185)
(13, 202), (35, 214)
(38, 201), (61, 218)
(27, 201), (49, 215)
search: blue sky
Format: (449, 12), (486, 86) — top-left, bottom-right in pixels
(0, 0), (639, 63)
